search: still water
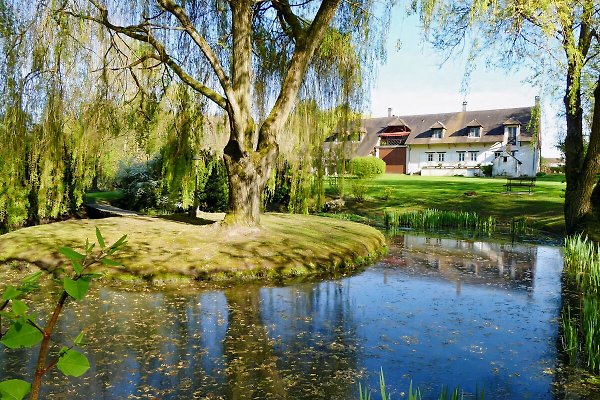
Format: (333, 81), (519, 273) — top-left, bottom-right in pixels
(1, 234), (565, 399)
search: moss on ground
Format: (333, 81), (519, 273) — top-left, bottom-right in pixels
(0, 213), (386, 284)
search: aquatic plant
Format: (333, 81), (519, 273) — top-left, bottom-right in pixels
(386, 208), (496, 234)
(0, 229), (127, 400)
(358, 370), (485, 400)
(562, 234), (600, 374)
(510, 217), (528, 241)
(561, 306), (579, 365)
(564, 234), (600, 294)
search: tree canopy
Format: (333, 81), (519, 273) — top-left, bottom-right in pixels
(0, 0), (393, 229)
(416, 0), (600, 234)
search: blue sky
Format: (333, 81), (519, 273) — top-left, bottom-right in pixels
(367, 9), (562, 157)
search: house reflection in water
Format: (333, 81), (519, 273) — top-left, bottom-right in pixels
(382, 234), (536, 294)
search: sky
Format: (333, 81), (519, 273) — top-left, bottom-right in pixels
(367, 9), (563, 158)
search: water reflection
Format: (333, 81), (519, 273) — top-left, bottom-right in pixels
(0, 234), (567, 399)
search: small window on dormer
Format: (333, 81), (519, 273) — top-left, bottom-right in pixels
(507, 126), (517, 144)
(468, 127), (481, 138)
(432, 129), (443, 139)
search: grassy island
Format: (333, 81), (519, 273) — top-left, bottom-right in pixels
(0, 213), (386, 284)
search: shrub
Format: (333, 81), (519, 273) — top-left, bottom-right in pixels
(480, 164), (493, 177)
(114, 156), (174, 213)
(349, 156), (385, 179)
(351, 180), (369, 201)
(199, 159), (229, 212)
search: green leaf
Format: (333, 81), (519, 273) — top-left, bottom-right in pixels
(81, 273), (104, 279)
(96, 227), (105, 249)
(59, 247), (85, 262)
(21, 272), (43, 285)
(100, 258), (122, 267)
(0, 379), (31, 400)
(109, 235), (128, 251)
(72, 261), (83, 275)
(73, 331), (85, 346)
(0, 318), (43, 349)
(63, 277), (90, 301)
(1, 286), (21, 302)
(57, 347), (90, 377)
(11, 300), (27, 316)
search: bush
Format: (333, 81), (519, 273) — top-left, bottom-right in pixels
(114, 156), (175, 213)
(480, 164), (493, 177)
(349, 156), (385, 179)
(351, 181), (369, 201)
(199, 159), (229, 212)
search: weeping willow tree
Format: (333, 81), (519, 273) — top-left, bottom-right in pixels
(0, 0), (161, 231)
(416, 0), (600, 235)
(49, 0), (392, 226)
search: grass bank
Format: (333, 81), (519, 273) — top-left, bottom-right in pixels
(332, 174), (566, 235)
(0, 213), (386, 284)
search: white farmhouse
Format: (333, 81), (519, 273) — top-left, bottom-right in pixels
(328, 99), (541, 177)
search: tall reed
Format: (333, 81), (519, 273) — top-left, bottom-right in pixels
(358, 370), (485, 400)
(385, 208), (496, 234)
(562, 234), (600, 374)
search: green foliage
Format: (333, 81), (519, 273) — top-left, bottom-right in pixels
(391, 208), (496, 234)
(357, 369), (485, 400)
(351, 180), (370, 201)
(349, 156), (386, 179)
(199, 157), (229, 213)
(0, 380), (31, 400)
(56, 347), (91, 377)
(0, 229), (128, 400)
(562, 234), (600, 374)
(480, 165), (493, 177)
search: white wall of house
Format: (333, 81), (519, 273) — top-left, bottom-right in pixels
(407, 142), (539, 177)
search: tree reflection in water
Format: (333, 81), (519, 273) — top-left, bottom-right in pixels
(0, 233), (574, 399)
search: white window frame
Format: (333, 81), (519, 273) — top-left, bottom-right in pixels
(468, 127), (481, 138)
(469, 151), (478, 162)
(507, 126), (518, 144)
(457, 152), (465, 162)
(432, 129), (443, 139)
(427, 152), (434, 162)
(438, 152), (445, 162)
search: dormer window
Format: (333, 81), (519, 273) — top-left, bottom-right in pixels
(430, 121), (446, 139)
(468, 127), (481, 138)
(507, 126), (517, 144)
(503, 117), (521, 145)
(466, 119), (482, 138)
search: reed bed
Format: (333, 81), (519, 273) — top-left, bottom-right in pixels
(561, 234), (600, 374)
(385, 208), (496, 234)
(358, 370), (484, 400)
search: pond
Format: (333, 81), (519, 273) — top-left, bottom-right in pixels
(0, 233), (576, 399)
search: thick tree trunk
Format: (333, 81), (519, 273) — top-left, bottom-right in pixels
(564, 76), (600, 234)
(222, 142), (279, 226)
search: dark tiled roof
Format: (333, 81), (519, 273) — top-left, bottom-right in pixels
(466, 119), (482, 127)
(398, 106), (534, 145)
(326, 106), (535, 158)
(430, 121), (447, 129)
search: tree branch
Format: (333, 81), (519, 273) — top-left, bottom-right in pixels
(67, 2), (229, 109)
(259, 0), (342, 147)
(271, 0), (305, 41)
(156, 0), (234, 99)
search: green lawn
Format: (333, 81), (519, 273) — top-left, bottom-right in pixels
(83, 190), (124, 204)
(332, 174), (566, 235)
(0, 214), (385, 283)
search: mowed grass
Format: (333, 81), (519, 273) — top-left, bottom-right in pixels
(83, 190), (124, 204)
(336, 174), (566, 235)
(0, 213), (386, 283)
